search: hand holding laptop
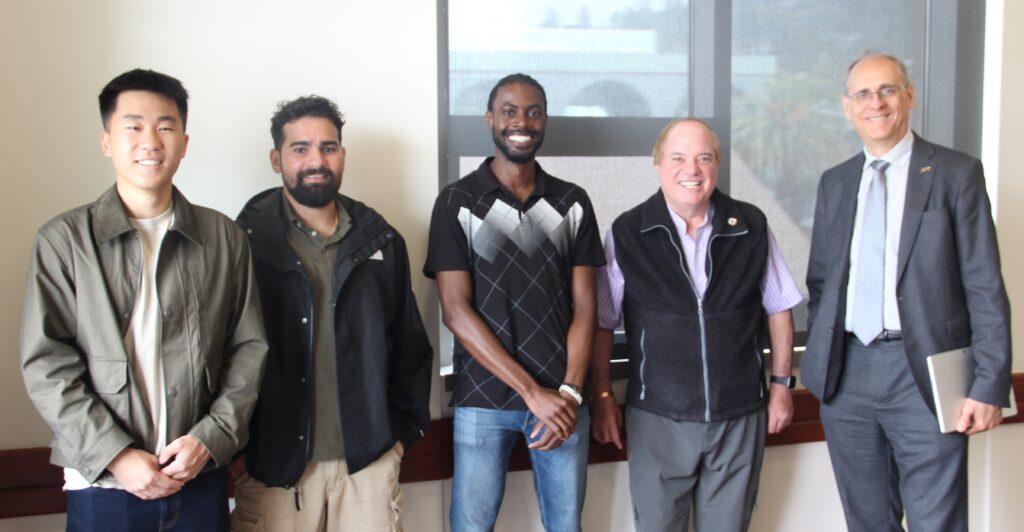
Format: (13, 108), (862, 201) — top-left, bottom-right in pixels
(927, 347), (1017, 434)
(955, 398), (1003, 435)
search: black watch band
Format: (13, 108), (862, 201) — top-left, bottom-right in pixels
(770, 375), (796, 389)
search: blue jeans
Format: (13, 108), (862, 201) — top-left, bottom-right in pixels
(450, 405), (589, 532)
(65, 467), (229, 532)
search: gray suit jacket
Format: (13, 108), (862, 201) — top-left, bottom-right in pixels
(804, 134), (1011, 412)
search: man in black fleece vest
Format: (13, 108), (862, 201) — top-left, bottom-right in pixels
(590, 119), (802, 532)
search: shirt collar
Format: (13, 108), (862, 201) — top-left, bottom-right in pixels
(473, 156), (551, 200)
(665, 200), (715, 238)
(862, 128), (914, 170)
(93, 185), (201, 245)
(278, 194), (349, 233)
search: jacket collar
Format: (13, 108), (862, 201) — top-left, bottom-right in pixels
(238, 187), (390, 273)
(639, 188), (750, 238)
(93, 185), (201, 245)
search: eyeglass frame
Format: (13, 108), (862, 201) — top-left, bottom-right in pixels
(844, 84), (910, 104)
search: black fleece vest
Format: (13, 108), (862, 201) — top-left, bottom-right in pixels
(612, 190), (769, 422)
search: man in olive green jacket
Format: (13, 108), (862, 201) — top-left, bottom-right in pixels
(19, 69), (267, 532)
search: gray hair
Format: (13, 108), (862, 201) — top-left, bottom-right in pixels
(843, 51), (911, 93)
(652, 118), (721, 165)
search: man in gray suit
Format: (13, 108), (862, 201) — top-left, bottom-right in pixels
(805, 52), (1012, 531)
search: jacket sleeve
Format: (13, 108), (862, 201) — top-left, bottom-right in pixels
(954, 160), (1012, 406)
(187, 228), (269, 465)
(19, 230), (134, 483)
(805, 173), (830, 332)
(387, 235), (434, 447)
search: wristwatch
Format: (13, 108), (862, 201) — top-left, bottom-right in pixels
(770, 375), (796, 389)
(558, 383), (584, 405)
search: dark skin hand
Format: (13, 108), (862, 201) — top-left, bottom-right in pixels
(437, 270), (576, 442)
(437, 267), (597, 449)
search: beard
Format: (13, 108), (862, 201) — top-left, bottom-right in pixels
(286, 166), (341, 208)
(491, 127), (544, 165)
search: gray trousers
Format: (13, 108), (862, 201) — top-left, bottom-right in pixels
(626, 406), (765, 532)
(820, 337), (968, 532)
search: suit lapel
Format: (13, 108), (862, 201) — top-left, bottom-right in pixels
(896, 135), (937, 285)
(835, 155), (863, 277)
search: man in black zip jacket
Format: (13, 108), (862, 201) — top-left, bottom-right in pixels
(232, 95), (433, 531)
(590, 119), (802, 532)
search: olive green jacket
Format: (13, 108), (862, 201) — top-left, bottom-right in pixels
(20, 186), (268, 483)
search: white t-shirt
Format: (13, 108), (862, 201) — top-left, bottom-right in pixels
(64, 206), (174, 490)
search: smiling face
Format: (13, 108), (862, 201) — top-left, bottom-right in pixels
(486, 82), (547, 164)
(655, 120), (719, 218)
(271, 116), (345, 208)
(100, 90), (188, 200)
(843, 56), (916, 156)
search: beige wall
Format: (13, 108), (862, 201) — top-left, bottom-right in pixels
(0, 1), (1020, 531)
(995, 0), (1024, 374)
(0, 0), (443, 450)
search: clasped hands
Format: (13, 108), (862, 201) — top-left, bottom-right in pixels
(106, 434), (211, 500)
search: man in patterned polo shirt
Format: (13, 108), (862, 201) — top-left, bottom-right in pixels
(424, 73), (604, 532)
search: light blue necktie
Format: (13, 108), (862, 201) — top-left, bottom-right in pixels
(852, 160), (889, 344)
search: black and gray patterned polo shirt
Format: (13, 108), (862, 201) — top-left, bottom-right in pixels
(424, 157), (604, 410)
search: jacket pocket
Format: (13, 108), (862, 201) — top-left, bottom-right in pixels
(918, 208), (952, 242)
(204, 358), (223, 394)
(946, 318), (971, 344)
(88, 358), (128, 394)
(87, 358), (129, 421)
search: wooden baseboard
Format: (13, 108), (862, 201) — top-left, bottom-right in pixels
(3, 373), (1021, 519)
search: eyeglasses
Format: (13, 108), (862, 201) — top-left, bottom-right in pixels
(846, 85), (908, 103)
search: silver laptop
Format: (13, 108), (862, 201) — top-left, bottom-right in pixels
(927, 347), (1018, 433)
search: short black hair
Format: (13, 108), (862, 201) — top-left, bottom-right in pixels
(486, 73), (547, 113)
(98, 69), (189, 131)
(271, 95), (346, 150)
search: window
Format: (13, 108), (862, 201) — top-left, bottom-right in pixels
(438, 0), (984, 371)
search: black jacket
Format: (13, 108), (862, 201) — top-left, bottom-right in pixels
(236, 188), (433, 486)
(612, 190), (769, 422)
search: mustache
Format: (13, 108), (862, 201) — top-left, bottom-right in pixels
(296, 166), (337, 182)
(501, 128), (540, 138)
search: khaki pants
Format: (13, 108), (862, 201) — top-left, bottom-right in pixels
(232, 443), (404, 532)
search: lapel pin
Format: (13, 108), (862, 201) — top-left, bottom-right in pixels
(727, 217), (737, 226)
(920, 166), (932, 174)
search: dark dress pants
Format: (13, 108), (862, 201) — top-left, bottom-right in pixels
(820, 337), (967, 532)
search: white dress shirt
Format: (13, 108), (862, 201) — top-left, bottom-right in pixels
(844, 129), (915, 332)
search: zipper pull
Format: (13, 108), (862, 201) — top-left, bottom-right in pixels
(640, 384), (646, 400)
(294, 486), (301, 511)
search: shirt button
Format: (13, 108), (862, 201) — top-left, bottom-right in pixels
(311, 230), (318, 237)
(296, 260), (302, 265)
(163, 310), (171, 318)
(298, 435), (305, 441)
(300, 377), (306, 383)
(246, 228), (253, 234)
(167, 389), (177, 397)
(301, 317), (308, 324)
